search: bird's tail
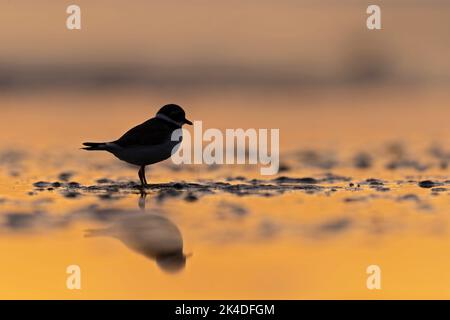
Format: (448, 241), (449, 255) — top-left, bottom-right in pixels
(82, 142), (108, 151)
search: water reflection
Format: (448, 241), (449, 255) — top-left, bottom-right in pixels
(85, 192), (188, 273)
(86, 213), (187, 273)
(0, 190), (189, 273)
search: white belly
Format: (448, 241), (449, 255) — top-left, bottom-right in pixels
(108, 140), (181, 166)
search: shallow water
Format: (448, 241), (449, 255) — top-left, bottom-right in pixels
(0, 88), (450, 299)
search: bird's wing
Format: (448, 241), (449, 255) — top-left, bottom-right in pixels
(114, 118), (179, 147)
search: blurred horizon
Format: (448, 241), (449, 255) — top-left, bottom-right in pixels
(1, 1), (450, 91)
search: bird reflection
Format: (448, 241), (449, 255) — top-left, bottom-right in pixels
(85, 211), (188, 273)
(139, 190), (147, 210)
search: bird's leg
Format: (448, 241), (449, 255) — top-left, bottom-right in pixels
(138, 165), (148, 188)
(142, 165), (148, 186)
(138, 166), (145, 187)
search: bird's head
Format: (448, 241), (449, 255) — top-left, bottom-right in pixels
(156, 104), (193, 126)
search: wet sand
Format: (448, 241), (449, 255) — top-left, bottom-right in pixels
(0, 87), (449, 299)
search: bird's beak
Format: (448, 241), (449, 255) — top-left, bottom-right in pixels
(184, 118), (193, 125)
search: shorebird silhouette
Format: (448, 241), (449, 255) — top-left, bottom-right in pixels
(82, 104), (192, 187)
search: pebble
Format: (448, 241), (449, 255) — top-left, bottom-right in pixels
(184, 193), (198, 202)
(33, 181), (51, 188)
(274, 176), (318, 184)
(418, 180), (437, 188)
(354, 153), (372, 169)
(68, 181), (81, 188)
(58, 172), (74, 182)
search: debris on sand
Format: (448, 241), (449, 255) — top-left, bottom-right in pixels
(68, 181), (81, 188)
(96, 178), (115, 184)
(418, 180), (438, 188)
(217, 201), (248, 218)
(431, 187), (447, 192)
(397, 194), (420, 202)
(386, 159), (429, 171)
(226, 176), (246, 182)
(344, 196), (368, 203)
(58, 172), (75, 182)
(156, 189), (182, 202)
(30, 176), (337, 201)
(314, 218), (352, 236)
(353, 152), (372, 169)
(273, 176), (318, 184)
(98, 193), (123, 201)
(184, 192), (199, 202)
(0, 149), (27, 166)
(33, 181), (52, 188)
(278, 163), (291, 173)
(373, 186), (390, 192)
(296, 150), (338, 170)
(63, 191), (82, 199)
(365, 178), (384, 186)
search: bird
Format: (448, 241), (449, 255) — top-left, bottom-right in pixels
(82, 104), (192, 187)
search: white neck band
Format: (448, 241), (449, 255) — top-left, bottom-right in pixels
(156, 113), (183, 127)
